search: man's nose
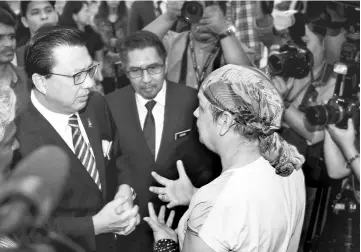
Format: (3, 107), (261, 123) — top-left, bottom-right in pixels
(40, 11), (49, 20)
(82, 74), (95, 89)
(142, 69), (152, 83)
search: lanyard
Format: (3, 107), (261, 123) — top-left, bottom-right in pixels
(189, 33), (220, 86)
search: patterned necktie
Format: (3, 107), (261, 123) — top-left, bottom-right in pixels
(69, 115), (101, 190)
(143, 100), (157, 158)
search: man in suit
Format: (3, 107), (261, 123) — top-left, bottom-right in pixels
(106, 30), (220, 252)
(15, 26), (140, 252)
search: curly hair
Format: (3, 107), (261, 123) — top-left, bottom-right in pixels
(0, 86), (16, 143)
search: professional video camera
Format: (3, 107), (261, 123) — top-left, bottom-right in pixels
(305, 1), (360, 130)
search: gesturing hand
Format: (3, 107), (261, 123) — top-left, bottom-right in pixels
(149, 160), (196, 208)
(143, 203), (177, 243)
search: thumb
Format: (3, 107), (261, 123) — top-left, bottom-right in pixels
(111, 196), (129, 207)
(347, 118), (354, 131)
(176, 160), (188, 179)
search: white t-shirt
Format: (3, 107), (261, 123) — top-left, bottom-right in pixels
(177, 157), (306, 252)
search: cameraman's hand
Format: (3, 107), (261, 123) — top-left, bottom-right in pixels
(165, 1), (184, 21)
(327, 119), (356, 154)
(198, 5), (228, 35)
(272, 76), (295, 99)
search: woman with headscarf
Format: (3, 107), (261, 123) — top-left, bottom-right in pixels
(144, 65), (306, 252)
(0, 86), (19, 249)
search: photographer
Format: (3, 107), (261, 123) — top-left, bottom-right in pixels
(143, 1), (252, 90)
(324, 118), (360, 180)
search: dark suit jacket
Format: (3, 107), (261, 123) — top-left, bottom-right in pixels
(15, 92), (125, 252)
(106, 81), (220, 252)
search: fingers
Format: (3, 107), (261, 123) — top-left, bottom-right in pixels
(158, 206), (166, 224)
(151, 171), (171, 186)
(176, 160), (187, 179)
(122, 215), (138, 235)
(167, 201), (178, 209)
(118, 205), (139, 224)
(147, 202), (158, 221)
(143, 216), (159, 232)
(166, 210), (175, 228)
(149, 186), (167, 195)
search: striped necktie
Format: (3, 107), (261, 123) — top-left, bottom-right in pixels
(69, 115), (101, 190)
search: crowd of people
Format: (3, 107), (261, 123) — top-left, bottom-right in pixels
(0, 1), (359, 252)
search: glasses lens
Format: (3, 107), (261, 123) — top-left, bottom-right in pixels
(129, 69), (142, 78)
(74, 72), (87, 85)
(89, 64), (98, 78)
(147, 65), (163, 75)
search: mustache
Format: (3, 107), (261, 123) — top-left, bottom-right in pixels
(0, 47), (15, 54)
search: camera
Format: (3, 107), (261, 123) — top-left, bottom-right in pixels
(268, 43), (314, 79)
(305, 62), (359, 129)
(181, 1), (205, 24)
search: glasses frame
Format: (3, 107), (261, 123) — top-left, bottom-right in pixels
(48, 62), (100, 85)
(126, 64), (164, 79)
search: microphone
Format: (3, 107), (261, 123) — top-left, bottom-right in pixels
(0, 145), (70, 235)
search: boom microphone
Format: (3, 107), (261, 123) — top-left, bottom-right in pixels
(0, 145), (70, 235)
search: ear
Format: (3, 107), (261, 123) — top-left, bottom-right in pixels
(218, 111), (234, 136)
(72, 13), (78, 23)
(21, 16), (29, 28)
(164, 57), (168, 73)
(32, 74), (48, 95)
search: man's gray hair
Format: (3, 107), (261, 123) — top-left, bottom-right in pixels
(0, 86), (16, 142)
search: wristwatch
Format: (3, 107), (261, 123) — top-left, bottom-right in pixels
(218, 25), (236, 40)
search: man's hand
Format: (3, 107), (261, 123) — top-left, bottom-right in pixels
(165, 0), (184, 21)
(92, 196), (139, 235)
(144, 203), (177, 243)
(149, 160), (196, 208)
(198, 5), (228, 35)
(327, 119), (356, 155)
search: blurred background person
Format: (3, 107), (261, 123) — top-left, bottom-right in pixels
(144, 1), (252, 90)
(94, 0), (129, 94)
(0, 3), (30, 114)
(16, 1), (58, 68)
(127, 0), (167, 35)
(59, 1), (104, 93)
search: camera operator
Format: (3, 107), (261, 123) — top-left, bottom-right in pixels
(324, 118), (360, 180)
(143, 1), (252, 90)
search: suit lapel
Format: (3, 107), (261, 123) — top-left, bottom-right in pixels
(24, 102), (103, 196)
(79, 109), (107, 199)
(157, 82), (180, 164)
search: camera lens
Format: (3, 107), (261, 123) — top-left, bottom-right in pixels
(305, 105), (342, 126)
(268, 53), (286, 75)
(182, 1), (204, 24)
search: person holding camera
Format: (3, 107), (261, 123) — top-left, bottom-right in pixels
(324, 118), (360, 181)
(319, 120), (360, 251)
(143, 1), (252, 90)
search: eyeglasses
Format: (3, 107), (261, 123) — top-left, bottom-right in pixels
(48, 62), (99, 85)
(126, 64), (164, 79)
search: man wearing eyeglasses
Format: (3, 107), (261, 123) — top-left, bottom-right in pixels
(14, 26), (140, 252)
(106, 30), (220, 252)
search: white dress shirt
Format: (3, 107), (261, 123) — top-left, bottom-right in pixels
(135, 81), (166, 161)
(31, 90), (94, 156)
